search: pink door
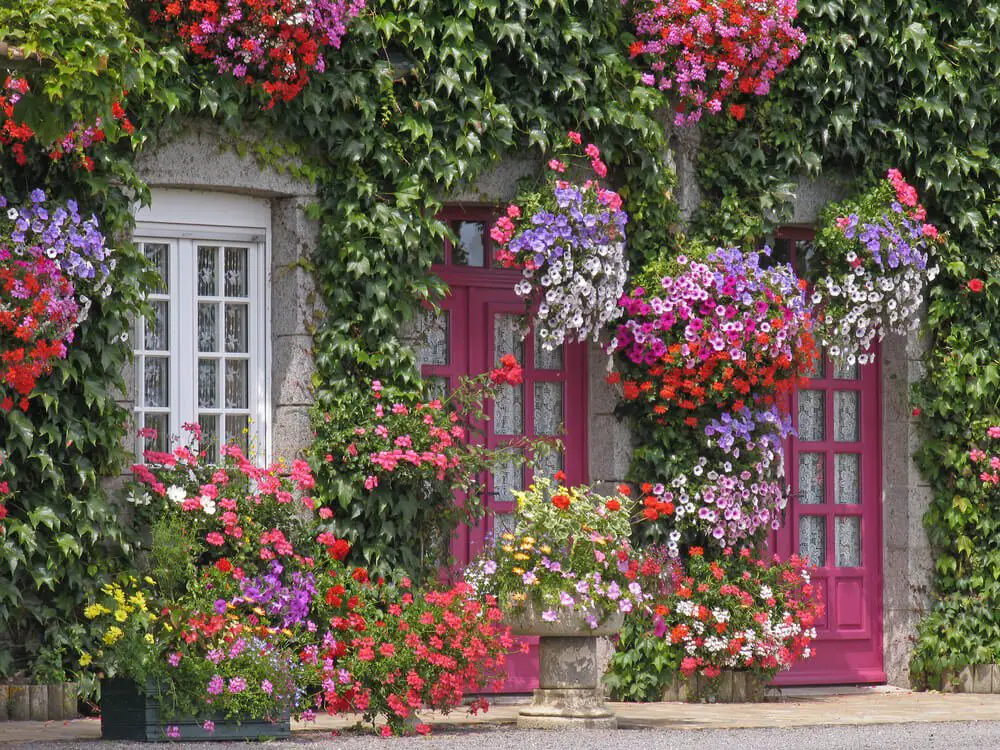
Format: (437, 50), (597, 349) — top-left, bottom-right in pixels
(418, 207), (590, 691)
(770, 232), (885, 685)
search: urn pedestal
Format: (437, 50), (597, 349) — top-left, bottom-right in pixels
(506, 605), (623, 729)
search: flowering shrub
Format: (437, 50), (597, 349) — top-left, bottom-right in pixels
(626, 0), (807, 125)
(311, 355), (550, 581)
(606, 546), (822, 699)
(149, 0), (366, 107)
(1, 74), (134, 170)
(811, 169), (942, 366)
(967, 424), (1000, 487)
(490, 132), (629, 350)
(83, 429), (512, 735)
(0, 190), (113, 410)
(466, 478), (660, 627)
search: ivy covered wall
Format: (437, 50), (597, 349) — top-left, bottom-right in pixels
(1, 0), (999, 687)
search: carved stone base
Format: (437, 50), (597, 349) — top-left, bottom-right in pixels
(516, 688), (617, 729)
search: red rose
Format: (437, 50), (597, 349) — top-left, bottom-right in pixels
(969, 279), (985, 292)
(551, 494), (571, 510)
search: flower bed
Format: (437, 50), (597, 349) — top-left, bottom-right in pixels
(811, 168), (942, 366)
(606, 546), (822, 701)
(82, 429), (510, 736)
(491, 132), (629, 350)
(626, 0), (807, 125)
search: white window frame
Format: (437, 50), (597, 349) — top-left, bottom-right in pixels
(133, 189), (272, 462)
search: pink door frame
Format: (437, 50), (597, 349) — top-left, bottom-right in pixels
(424, 205), (590, 691)
(770, 228), (885, 685)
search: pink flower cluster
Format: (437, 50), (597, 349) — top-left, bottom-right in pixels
(627, 0), (807, 125)
(970, 425), (1000, 485)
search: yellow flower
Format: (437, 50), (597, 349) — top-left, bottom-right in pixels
(114, 609), (129, 623)
(84, 604), (109, 620)
(501, 545), (514, 553)
(78, 653), (92, 667)
(522, 536), (536, 546)
(510, 592), (527, 602)
(129, 592), (148, 611)
(540, 545), (551, 554)
(103, 626), (124, 645)
(513, 553), (530, 561)
(144, 634), (154, 644)
(511, 567), (525, 575)
(144, 576), (156, 585)
(501, 533), (515, 541)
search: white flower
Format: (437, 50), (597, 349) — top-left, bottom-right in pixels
(201, 497), (217, 515)
(166, 485), (186, 503)
(6, 209), (16, 220)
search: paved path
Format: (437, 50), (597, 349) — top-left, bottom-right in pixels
(4, 687), (1000, 747)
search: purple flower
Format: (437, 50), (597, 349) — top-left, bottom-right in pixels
(541, 609), (559, 622)
(228, 677), (247, 694)
(214, 598), (228, 614)
(202, 720), (215, 733)
(261, 679), (273, 695)
(207, 675), (224, 695)
(165, 725), (181, 739)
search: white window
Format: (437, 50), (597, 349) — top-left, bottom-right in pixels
(133, 191), (270, 461)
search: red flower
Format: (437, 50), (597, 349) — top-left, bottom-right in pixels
(352, 567), (370, 583)
(215, 558), (232, 573)
(605, 499), (621, 511)
(968, 279), (985, 292)
(328, 538), (351, 561)
(551, 494), (571, 510)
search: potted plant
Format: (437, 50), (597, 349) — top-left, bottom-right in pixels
(466, 478), (660, 728)
(606, 546), (823, 702)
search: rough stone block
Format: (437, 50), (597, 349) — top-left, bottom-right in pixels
(587, 344), (619, 415)
(62, 683), (77, 719)
(974, 664), (993, 693)
(992, 666), (1000, 694)
(661, 679), (679, 702)
(957, 666), (975, 693)
(272, 335), (315, 407)
(47, 684), (62, 720)
(588, 414), (634, 482)
(0, 684), (7, 720)
(538, 637), (598, 690)
(272, 406), (313, 459)
(8, 684), (28, 721)
(28, 685), (47, 721)
(713, 671), (734, 703)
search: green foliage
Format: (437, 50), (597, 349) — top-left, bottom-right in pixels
(604, 611), (680, 702)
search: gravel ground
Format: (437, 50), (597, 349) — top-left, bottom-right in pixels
(13, 721), (1000, 750)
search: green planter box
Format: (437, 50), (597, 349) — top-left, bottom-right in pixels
(100, 678), (291, 742)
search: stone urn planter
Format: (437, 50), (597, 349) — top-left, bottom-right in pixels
(100, 678), (290, 741)
(506, 602), (624, 729)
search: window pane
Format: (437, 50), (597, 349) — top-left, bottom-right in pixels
(198, 303), (218, 352)
(492, 459), (523, 505)
(414, 308), (449, 367)
(198, 359), (218, 408)
(797, 390), (825, 441)
(142, 413), (169, 452)
(534, 382), (563, 436)
(225, 304), (249, 353)
(424, 376), (448, 401)
(224, 247), (248, 297)
(143, 242), (169, 294)
(798, 452), (824, 505)
(225, 359), (249, 409)
(805, 350), (825, 379)
(535, 451), (563, 483)
(799, 515), (826, 566)
(145, 301), (168, 351)
(493, 512), (516, 540)
(534, 334), (563, 370)
(143, 357), (168, 408)
(834, 390), (860, 442)
(495, 384), (523, 435)
(453, 221), (486, 266)
(494, 313), (525, 363)
(835, 516), (861, 567)
(198, 246), (218, 296)
(225, 414), (250, 455)
(833, 359), (859, 380)
(198, 414), (219, 462)
(835, 453), (861, 504)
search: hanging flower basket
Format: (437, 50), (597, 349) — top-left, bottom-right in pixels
(490, 132), (628, 351)
(149, 0), (366, 107)
(626, 0), (807, 125)
(811, 169), (942, 366)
